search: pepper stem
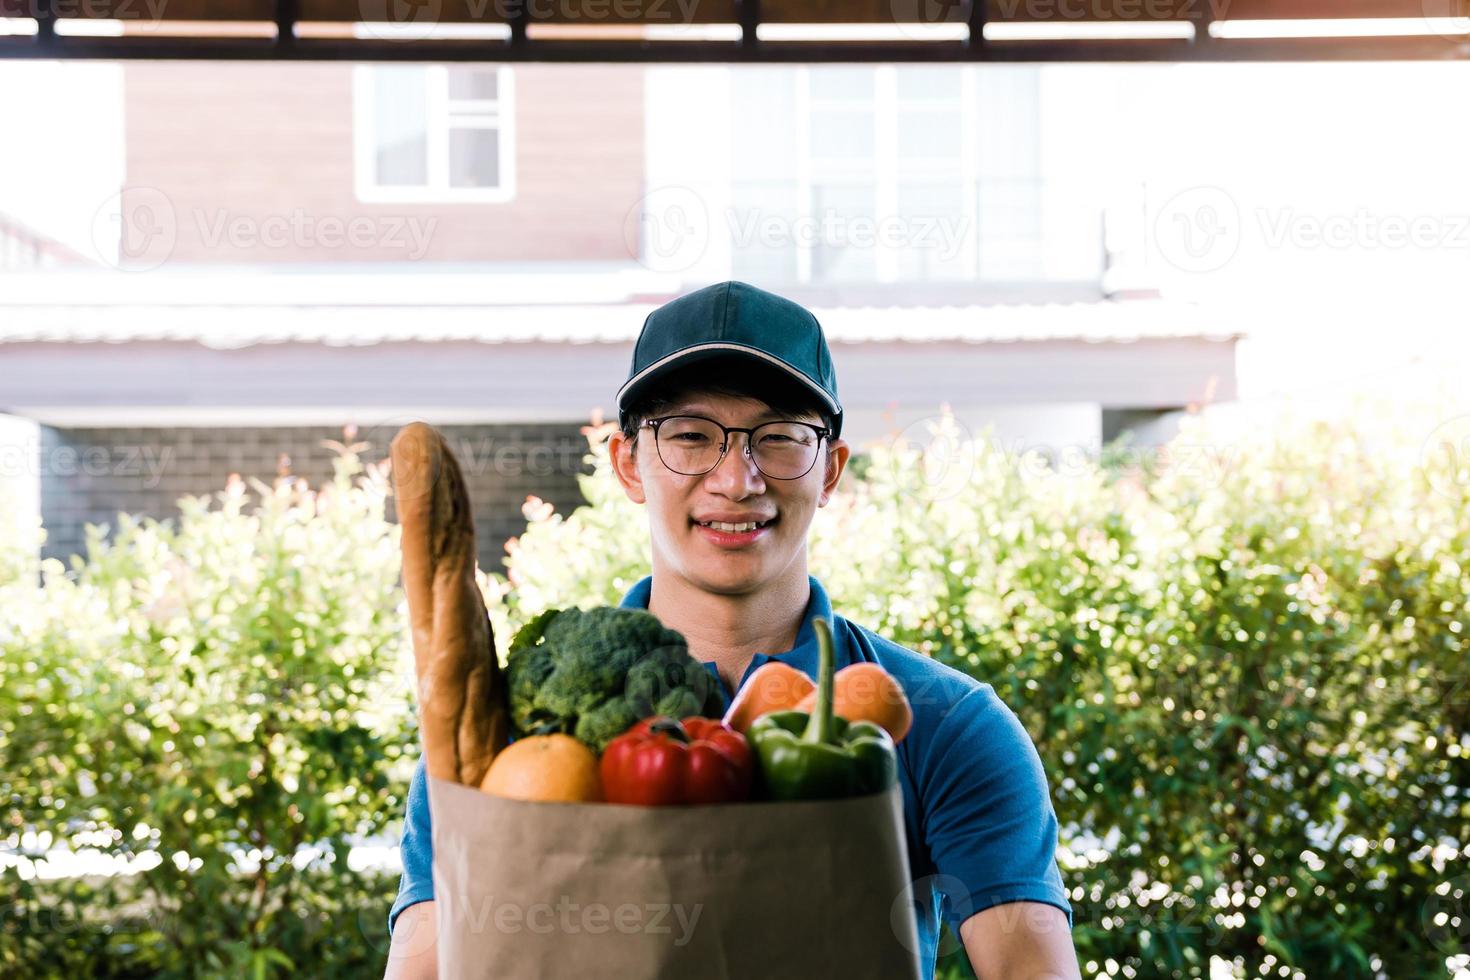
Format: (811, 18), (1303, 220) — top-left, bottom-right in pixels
(647, 716), (690, 744)
(802, 616), (837, 745)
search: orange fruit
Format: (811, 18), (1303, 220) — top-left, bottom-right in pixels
(480, 734), (602, 803)
(796, 663), (913, 744)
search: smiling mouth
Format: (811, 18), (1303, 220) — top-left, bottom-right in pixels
(692, 518), (777, 533)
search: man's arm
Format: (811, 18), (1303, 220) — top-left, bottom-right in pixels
(960, 901), (1080, 980)
(383, 899), (438, 980)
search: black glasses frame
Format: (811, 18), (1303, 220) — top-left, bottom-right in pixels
(640, 414), (831, 480)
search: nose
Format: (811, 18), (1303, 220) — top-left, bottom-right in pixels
(703, 431), (765, 497)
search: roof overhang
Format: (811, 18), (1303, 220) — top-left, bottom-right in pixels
(0, 0), (1467, 62)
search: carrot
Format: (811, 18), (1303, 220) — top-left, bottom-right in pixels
(795, 662), (912, 744)
(722, 662), (816, 734)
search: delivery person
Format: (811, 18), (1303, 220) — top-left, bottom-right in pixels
(384, 281), (1079, 980)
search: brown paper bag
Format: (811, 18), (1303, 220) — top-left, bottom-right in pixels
(427, 775), (924, 979)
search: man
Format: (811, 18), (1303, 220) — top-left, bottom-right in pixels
(385, 281), (1079, 980)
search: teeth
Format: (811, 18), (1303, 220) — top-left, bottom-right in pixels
(700, 520), (766, 532)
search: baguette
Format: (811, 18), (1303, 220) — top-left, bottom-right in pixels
(390, 422), (510, 787)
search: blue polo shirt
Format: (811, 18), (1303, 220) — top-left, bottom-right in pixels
(389, 574), (1072, 976)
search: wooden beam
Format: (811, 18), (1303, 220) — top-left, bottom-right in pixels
(0, 0), (1455, 21)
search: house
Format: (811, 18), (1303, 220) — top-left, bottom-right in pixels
(0, 60), (1239, 573)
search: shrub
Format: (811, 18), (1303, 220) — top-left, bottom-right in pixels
(4, 404), (1467, 978)
(2, 439), (414, 978)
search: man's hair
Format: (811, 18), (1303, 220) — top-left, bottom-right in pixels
(621, 360), (835, 449)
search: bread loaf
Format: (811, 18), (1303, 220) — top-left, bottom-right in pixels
(390, 422), (510, 787)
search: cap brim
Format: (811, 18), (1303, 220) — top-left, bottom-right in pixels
(617, 342), (842, 436)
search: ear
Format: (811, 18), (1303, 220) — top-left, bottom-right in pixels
(817, 437), (850, 507)
(608, 429), (648, 505)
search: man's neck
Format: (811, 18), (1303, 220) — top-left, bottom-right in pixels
(645, 562), (810, 697)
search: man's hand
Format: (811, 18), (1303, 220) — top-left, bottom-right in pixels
(383, 900), (438, 980)
(959, 901), (1081, 980)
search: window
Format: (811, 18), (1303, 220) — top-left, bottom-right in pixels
(730, 65), (1045, 284)
(353, 65), (516, 203)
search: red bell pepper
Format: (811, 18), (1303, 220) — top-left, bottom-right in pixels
(599, 716), (753, 806)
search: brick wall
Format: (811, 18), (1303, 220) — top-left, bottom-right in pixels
(37, 422), (592, 576)
(119, 63), (646, 264)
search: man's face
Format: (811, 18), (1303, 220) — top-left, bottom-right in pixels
(610, 391), (849, 596)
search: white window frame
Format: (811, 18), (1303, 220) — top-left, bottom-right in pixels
(792, 65), (981, 284)
(352, 64), (517, 205)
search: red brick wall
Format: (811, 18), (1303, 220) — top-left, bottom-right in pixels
(119, 63), (645, 263)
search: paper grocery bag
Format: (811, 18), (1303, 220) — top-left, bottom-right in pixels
(427, 775), (923, 979)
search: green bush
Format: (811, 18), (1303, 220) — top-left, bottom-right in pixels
(2, 442), (414, 978)
(493, 409), (1469, 979)
(4, 406), (1467, 978)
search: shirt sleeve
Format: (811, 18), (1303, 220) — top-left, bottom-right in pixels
(388, 754), (435, 938)
(920, 685), (1073, 931)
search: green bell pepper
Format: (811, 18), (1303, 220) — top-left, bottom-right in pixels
(749, 616), (897, 801)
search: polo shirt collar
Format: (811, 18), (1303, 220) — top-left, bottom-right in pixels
(617, 573), (836, 694)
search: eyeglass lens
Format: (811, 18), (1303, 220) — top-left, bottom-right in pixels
(655, 416), (821, 479)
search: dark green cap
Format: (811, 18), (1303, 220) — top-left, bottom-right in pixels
(617, 281), (843, 439)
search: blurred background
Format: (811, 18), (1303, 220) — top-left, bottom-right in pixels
(2, 10), (1469, 980)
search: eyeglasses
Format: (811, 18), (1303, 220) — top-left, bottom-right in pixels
(640, 414), (830, 480)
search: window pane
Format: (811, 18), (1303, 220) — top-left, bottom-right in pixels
(810, 107), (875, 163)
(449, 127), (501, 188)
(729, 180), (800, 283)
(897, 108), (962, 164)
(731, 67), (797, 181)
(810, 181), (876, 283)
(896, 179), (969, 281)
(448, 67), (498, 102)
(808, 66), (873, 102)
(978, 177), (1045, 278)
(896, 66), (962, 101)
(373, 66), (429, 187)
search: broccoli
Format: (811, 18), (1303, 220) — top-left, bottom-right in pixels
(505, 606), (728, 753)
